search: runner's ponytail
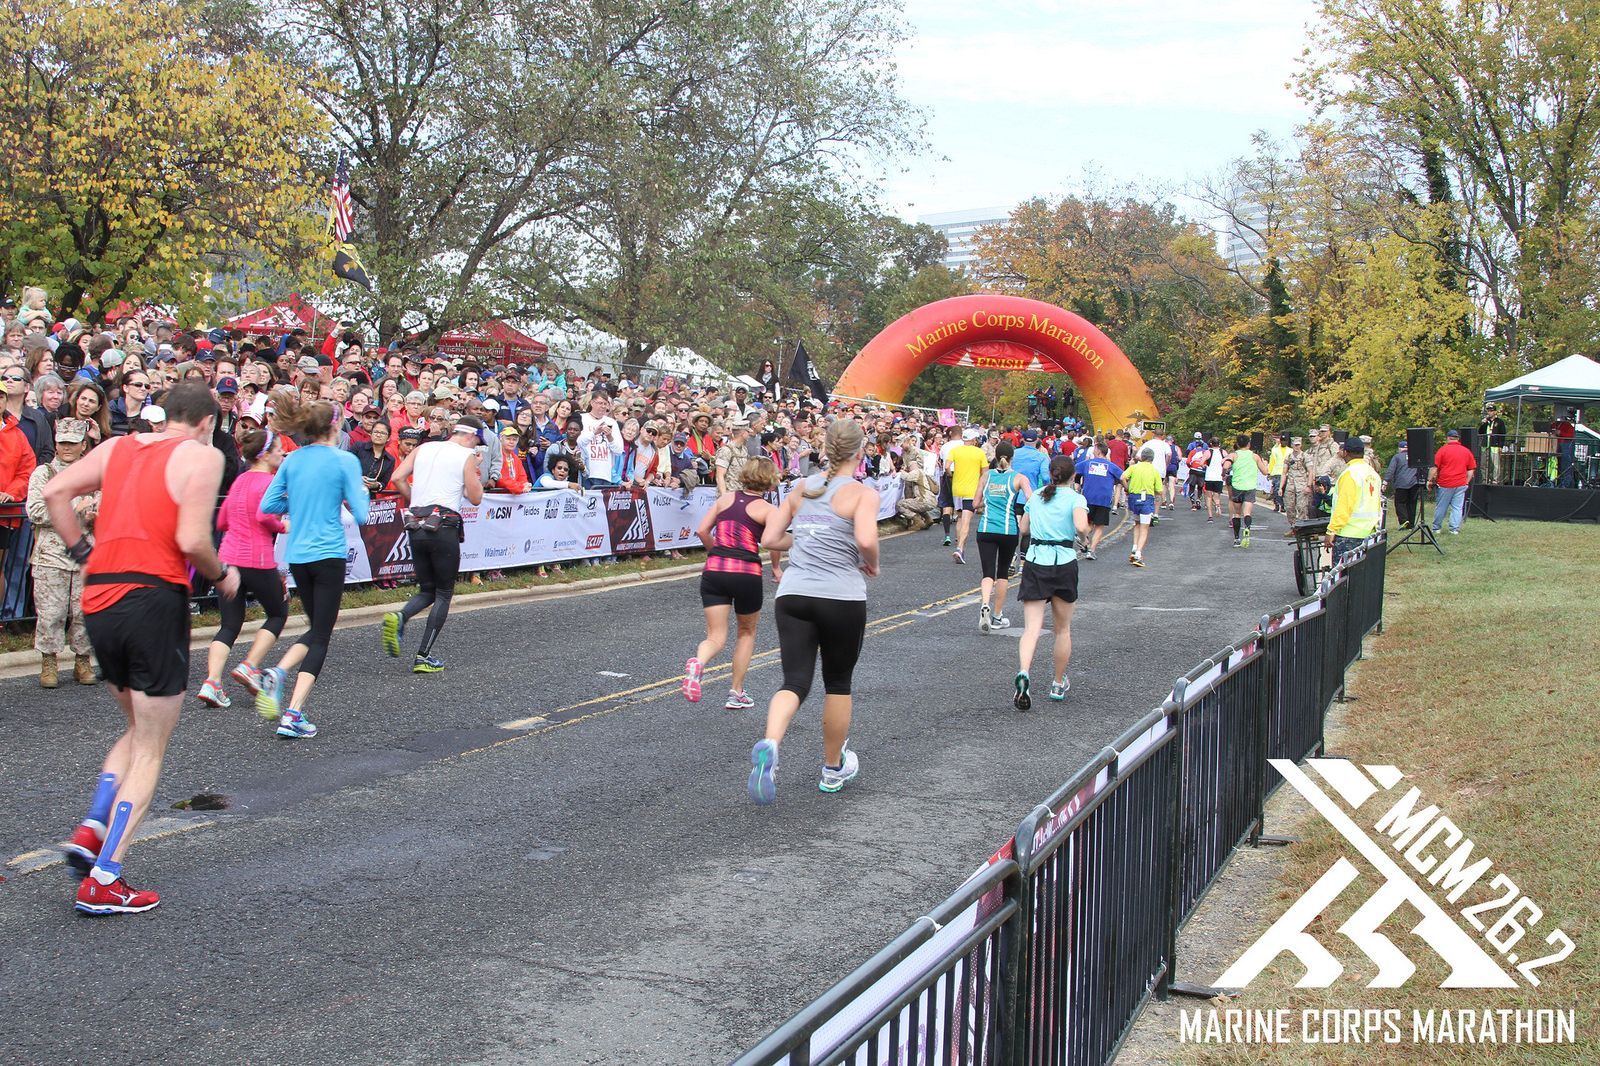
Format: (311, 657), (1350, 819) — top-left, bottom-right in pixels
(1038, 455), (1076, 503)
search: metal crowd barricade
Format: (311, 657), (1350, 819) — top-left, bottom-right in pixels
(736, 529), (1389, 1066)
(1168, 637), (1266, 931)
(1012, 711), (1177, 1066)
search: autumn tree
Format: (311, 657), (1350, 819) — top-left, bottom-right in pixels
(0, 0), (327, 320)
(974, 189), (1249, 419)
(1305, 0), (1600, 363)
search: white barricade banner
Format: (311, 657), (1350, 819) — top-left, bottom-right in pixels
(283, 476), (902, 586)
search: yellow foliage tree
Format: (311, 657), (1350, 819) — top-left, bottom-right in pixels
(1311, 231), (1495, 443)
(0, 0), (328, 319)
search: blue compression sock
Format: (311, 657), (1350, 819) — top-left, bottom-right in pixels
(91, 801), (134, 883)
(86, 772), (118, 827)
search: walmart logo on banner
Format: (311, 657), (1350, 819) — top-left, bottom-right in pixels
(1217, 760), (1574, 990)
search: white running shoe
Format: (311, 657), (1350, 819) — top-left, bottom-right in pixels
(724, 689), (755, 710)
(818, 746), (860, 793)
(979, 603), (992, 632)
(990, 615), (1011, 630)
(1049, 677), (1070, 701)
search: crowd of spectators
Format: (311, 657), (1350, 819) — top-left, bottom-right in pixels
(2, 293), (1048, 625)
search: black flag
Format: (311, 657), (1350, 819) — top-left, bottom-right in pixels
(787, 340), (830, 403)
(332, 240), (373, 291)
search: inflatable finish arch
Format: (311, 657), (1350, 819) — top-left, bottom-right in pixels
(834, 294), (1157, 432)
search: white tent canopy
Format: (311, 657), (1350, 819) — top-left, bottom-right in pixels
(1484, 354), (1600, 407)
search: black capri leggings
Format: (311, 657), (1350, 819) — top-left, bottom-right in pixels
(774, 594), (867, 703)
(214, 565), (288, 647)
(288, 557), (346, 677)
(975, 532), (1019, 580)
(399, 526), (462, 634)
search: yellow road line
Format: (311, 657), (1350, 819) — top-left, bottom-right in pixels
(495, 585), (980, 732)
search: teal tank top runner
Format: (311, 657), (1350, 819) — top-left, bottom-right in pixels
(978, 471), (1019, 535)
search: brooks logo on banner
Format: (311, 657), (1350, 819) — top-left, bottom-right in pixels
(621, 510), (650, 547)
(383, 534), (413, 566)
(1216, 760), (1573, 990)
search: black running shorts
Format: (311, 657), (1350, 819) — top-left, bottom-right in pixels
(700, 569), (764, 616)
(1087, 504), (1111, 527)
(1205, 479), (1224, 495)
(84, 586), (191, 697)
(1019, 560), (1080, 604)
(937, 472), (954, 509)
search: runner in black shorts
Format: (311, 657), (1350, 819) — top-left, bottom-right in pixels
(1013, 455), (1089, 710)
(46, 381), (239, 915)
(684, 457), (779, 709)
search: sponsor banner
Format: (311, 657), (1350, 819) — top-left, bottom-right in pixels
(278, 510), (373, 588)
(281, 477), (902, 586)
(459, 489), (611, 570)
(604, 486), (656, 554)
(646, 486), (719, 551)
(363, 493), (413, 582)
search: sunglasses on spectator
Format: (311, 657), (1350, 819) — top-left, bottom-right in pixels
(2, 373), (25, 382)
(125, 379), (149, 388)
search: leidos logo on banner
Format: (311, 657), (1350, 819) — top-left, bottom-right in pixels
(1184, 759), (1576, 1047)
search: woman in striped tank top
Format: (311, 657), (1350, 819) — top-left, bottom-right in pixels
(683, 456), (781, 710)
(973, 442), (1032, 634)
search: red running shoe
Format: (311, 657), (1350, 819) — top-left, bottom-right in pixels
(75, 875), (160, 915)
(61, 822), (104, 877)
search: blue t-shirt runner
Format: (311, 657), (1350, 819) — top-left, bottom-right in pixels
(1077, 456), (1123, 508)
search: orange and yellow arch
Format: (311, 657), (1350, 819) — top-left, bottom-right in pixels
(834, 294), (1157, 432)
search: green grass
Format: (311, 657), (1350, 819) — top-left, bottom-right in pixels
(1191, 520), (1599, 1063)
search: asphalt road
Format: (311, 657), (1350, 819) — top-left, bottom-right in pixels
(0, 502), (1303, 1064)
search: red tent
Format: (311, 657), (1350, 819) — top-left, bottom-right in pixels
(431, 321), (548, 365)
(226, 294), (337, 337)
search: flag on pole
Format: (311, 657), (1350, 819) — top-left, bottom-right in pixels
(329, 151), (372, 291)
(787, 340), (830, 403)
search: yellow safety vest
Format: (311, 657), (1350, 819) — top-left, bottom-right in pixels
(1268, 443), (1288, 476)
(1330, 458), (1382, 538)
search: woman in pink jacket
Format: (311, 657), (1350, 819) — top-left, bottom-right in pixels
(197, 427), (290, 709)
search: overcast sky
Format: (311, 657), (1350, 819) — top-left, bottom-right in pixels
(879, 0), (1320, 221)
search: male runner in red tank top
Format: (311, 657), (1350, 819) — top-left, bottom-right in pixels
(43, 381), (241, 915)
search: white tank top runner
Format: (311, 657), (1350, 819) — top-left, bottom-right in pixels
(411, 440), (474, 510)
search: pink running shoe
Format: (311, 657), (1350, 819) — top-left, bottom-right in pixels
(682, 658), (703, 703)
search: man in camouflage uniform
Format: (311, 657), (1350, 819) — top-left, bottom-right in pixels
(1309, 423), (1345, 484)
(1281, 435), (1315, 534)
(24, 418), (98, 688)
(895, 443), (940, 529)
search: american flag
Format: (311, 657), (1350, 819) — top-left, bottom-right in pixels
(330, 152), (354, 242)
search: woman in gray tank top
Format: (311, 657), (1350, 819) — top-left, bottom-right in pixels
(747, 418), (880, 805)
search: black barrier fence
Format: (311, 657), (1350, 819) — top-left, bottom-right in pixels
(735, 530), (1388, 1066)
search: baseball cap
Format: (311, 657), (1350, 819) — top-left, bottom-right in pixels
(55, 418), (90, 444)
(499, 423), (519, 436)
(215, 375), (239, 394)
(1446, 428), (1460, 438)
(1021, 429), (1040, 441)
(296, 355), (321, 372)
(1342, 436), (1367, 456)
(145, 405), (167, 425)
(399, 426), (424, 442)
(481, 397), (500, 412)
(242, 395), (269, 423)
(730, 416), (750, 429)
(102, 348), (127, 369)
(962, 427), (981, 440)
(1193, 431), (1203, 439)
(672, 433), (688, 444)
